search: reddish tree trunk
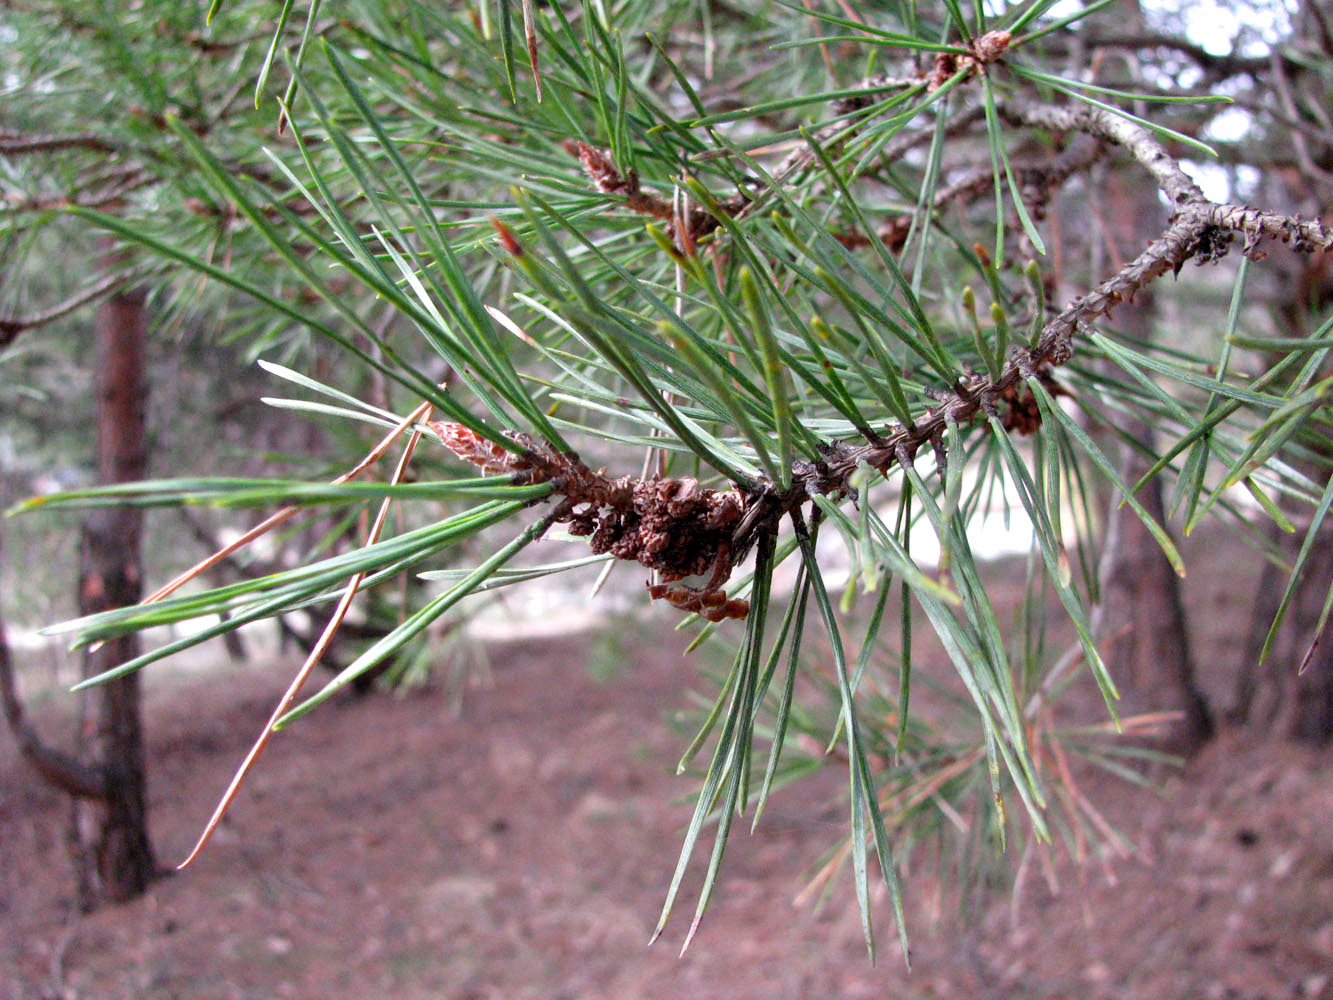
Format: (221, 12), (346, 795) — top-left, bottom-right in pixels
(1281, 539), (1333, 744)
(1235, 293), (1333, 744)
(1232, 515), (1333, 746)
(68, 286), (156, 907)
(1093, 167), (1213, 753)
(1095, 414), (1214, 752)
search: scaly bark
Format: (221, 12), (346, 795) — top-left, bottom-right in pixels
(68, 284), (156, 908)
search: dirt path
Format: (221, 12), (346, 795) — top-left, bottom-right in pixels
(4, 607), (1333, 999)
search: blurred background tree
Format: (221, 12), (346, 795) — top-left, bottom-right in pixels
(2, 0), (1332, 961)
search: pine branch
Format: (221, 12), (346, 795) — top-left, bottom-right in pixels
(430, 422), (751, 620)
(0, 130), (119, 155)
(527, 80), (1333, 616)
(912, 133), (1109, 225)
(0, 271), (143, 348)
(1070, 31), (1301, 80)
(997, 98), (1205, 206)
(0, 609), (105, 801)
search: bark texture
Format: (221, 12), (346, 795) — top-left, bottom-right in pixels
(69, 285), (156, 907)
(1236, 260), (1333, 745)
(1096, 419), (1214, 752)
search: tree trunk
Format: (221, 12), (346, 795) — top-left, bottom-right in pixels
(1091, 164), (1213, 753)
(1238, 328), (1333, 745)
(1281, 5), (1333, 743)
(1229, 520), (1285, 728)
(1095, 414), (1214, 752)
(68, 285), (156, 907)
(1281, 535), (1333, 744)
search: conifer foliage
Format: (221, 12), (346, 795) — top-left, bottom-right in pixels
(6, 0), (1333, 954)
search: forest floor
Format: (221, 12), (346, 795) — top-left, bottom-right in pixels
(4, 536), (1333, 1000)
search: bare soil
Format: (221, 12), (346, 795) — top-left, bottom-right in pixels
(4, 552), (1333, 999)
